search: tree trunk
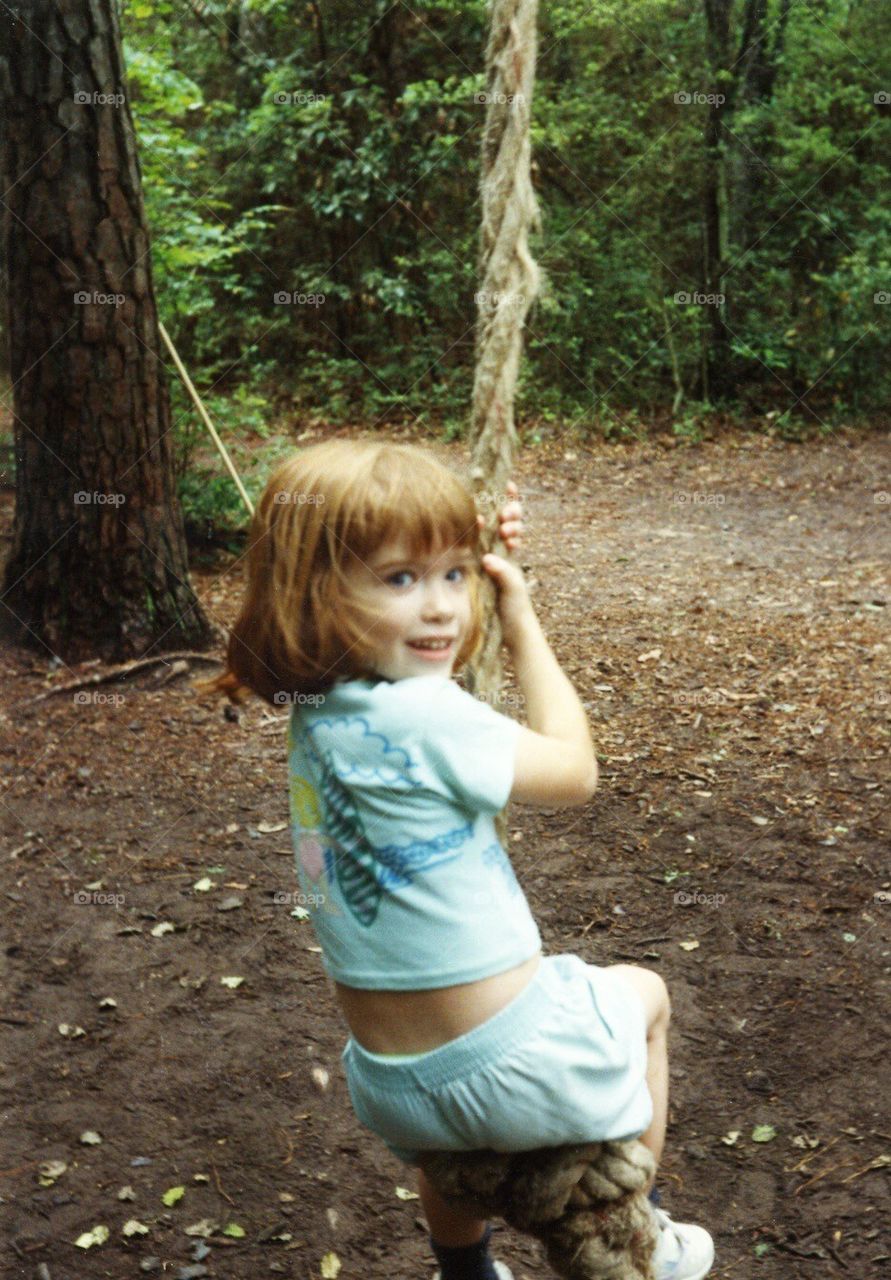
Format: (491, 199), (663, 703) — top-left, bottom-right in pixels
(0, 0), (217, 662)
(701, 0), (734, 400)
(732, 0), (792, 254)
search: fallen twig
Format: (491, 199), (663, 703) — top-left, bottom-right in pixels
(211, 1159), (235, 1207)
(21, 652), (223, 705)
(840, 1154), (891, 1183)
(786, 1135), (840, 1173)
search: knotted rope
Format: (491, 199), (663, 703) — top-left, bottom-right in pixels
(465, 0), (542, 701)
(422, 6), (661, 1277)
(420, 1141), (659, 1280)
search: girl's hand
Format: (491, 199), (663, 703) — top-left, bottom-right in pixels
(476, 479), (523, 553)
(479, 549), (535, 649)
(476, 483), (535, 647)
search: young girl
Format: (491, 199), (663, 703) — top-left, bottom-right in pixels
(205, 439), (714, 1280)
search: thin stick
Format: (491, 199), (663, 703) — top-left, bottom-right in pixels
(785, 1135), (840, 1173)
(793, 1159), (859, 1195)
(211, 1159), (235, 1207)
(840, 1154), (891, 1183)
(19, 651), (222, 704)
(158, 321), (254, 517)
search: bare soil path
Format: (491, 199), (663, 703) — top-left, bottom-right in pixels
(1, 427), (888, 1279)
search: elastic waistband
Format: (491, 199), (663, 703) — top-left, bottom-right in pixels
(342, 953), (580, 1091)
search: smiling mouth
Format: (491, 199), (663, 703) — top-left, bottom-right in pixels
(407, 638), (455, 652)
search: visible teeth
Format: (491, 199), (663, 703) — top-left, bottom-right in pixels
(412, 640), (449, 649)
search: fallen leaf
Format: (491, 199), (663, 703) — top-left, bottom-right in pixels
(395, 1186), (419, 1200)
(321, 1251), (342, 1279)
(98, 997), (117, 1009)
(117, 1185), (137, 1200)
(193, 877), (214, 892)
(58, 1023), (86, 1037)
(220, 976), (244, 989)
(162, 1185), (186, 1206)
(720, 1130), (741, 1146)
(184, 1218), (221, 1237)
(74, 1225), (110, 1248)
(122, 1219), (149, 1237)
(223, 1222), (246, 1238)
(679, 940), (700, 951)
(151, 922), (176, 937)
(257, 821), (288, 834)
(80, 1130), (102, 1145)
(751, 1124), (778, 1143)
(38, 1160), (67, 1184)
(311, 1067), (330, 1092)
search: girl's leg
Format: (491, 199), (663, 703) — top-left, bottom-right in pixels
(417, 1166), (488, 1246)
(604, 963), (671, 1185)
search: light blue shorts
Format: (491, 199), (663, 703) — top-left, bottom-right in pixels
(340, 952), (653, 1166)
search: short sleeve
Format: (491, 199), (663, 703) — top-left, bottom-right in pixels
(407, 677), (521, 815)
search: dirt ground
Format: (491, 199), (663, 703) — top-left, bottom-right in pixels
(1, 425), (889, 1280)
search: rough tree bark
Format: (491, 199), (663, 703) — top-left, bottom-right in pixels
(0, 0), (217, 662)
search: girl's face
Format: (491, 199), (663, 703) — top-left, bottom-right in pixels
(345, 536), (475, 682)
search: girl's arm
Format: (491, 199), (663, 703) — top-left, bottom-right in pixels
(482, 507), (598, 808)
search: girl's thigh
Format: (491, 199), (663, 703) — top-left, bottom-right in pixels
(603, 963), (670, 1034)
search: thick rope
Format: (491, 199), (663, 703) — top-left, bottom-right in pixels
(420, 1142), (659, 1280)
(424, 6), (661, 1278)
(465, 0), (542, 704)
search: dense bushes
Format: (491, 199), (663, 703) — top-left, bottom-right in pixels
(124, 0), (891, 432)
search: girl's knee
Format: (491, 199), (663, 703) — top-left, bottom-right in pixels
(606, 963), (671, 1033)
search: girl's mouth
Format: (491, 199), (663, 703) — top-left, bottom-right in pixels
(407, 639), (454, 661)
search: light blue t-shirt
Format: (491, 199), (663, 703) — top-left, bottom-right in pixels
(287, 674), (542, 989)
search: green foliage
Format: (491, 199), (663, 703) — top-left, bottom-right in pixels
(120, 0), (891, 434)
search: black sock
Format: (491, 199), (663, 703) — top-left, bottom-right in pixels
(431, 1222), (499, 1280)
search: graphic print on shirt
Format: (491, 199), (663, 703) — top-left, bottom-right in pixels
(292, 712), (474, 927)
(289, 773), (341, 918)
(481, 841), (522, 896)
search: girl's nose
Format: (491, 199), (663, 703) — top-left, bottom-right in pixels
(421, 579), (453, 618)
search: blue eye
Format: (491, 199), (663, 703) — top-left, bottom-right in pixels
(383, 562), (469, 587)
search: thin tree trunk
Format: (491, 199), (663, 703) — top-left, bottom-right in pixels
(702, 0), (734, 400)
(732, 0), (792, 253)
(0, 0), (216, 661)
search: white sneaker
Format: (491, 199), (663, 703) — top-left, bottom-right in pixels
(433, 1263), (513, 1280)
(651, 1205), (714, 1280)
